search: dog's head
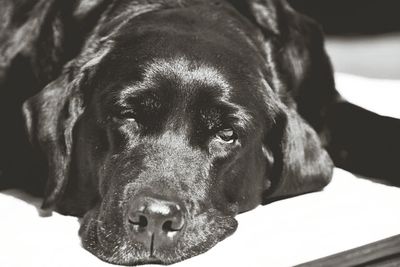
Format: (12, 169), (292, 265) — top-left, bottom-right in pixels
(22, 0), (333, 265)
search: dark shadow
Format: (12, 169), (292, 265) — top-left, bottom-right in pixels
(354, 174), (400, 187)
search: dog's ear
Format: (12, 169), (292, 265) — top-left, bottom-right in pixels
(72, 0), (110, 23)
(230, 0), (336, 130)
(22, 70), (86, 210)
(263, 103), (333, 202)
(230, 0), (335, 201)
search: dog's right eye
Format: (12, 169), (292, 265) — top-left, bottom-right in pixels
(215, 128), (238, 143)
(119, 110), (136, 119)
(112, 110), (138, 125)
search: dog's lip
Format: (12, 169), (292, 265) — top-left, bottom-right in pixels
(147, 257), (162, 264)
(134, 256), (163, 265)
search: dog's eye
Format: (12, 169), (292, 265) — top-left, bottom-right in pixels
(216, 129), (237, 143)
(113, 110), (138, 126)
(114, 110), (136, 120)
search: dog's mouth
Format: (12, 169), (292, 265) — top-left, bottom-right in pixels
(79, 204), (238, 265)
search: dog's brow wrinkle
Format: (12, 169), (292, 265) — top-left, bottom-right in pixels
(122, 57), (231, 99)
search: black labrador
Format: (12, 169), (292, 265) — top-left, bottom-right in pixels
(1, 0), (399, 265)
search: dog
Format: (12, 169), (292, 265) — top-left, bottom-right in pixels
(1, 0), (399, 265)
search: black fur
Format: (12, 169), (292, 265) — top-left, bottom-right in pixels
(0, 0), (399, 265)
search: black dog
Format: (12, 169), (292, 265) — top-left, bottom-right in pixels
(1, 0), (399, 265)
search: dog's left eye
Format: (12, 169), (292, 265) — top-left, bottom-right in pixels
(116, 110), (136, 120)
(216, 128), (237, 143)
(113, 110), (139, 126)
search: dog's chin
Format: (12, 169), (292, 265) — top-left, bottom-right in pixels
(79, 208), (238, 265)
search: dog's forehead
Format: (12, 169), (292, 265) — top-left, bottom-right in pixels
(90, 2), (272, 130)
(119, 57), (231, 101)
(93, 1), (266, 85)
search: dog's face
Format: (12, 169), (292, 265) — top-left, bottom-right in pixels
(73, 6), (271, 264)
(22, 0), (333, 265)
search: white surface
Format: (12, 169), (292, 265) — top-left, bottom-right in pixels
(335, 73), (400, 118)
(326, 34), (400, 79)
(1, 73), (400, 267)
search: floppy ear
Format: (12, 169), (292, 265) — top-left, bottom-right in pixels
(230, 0), (335, 201)
(263, 104), (333, 202)
(230, 0), (337, 130)
(22, 70), (86, 210)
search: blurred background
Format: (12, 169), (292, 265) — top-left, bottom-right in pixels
(289, 0), (400, 79)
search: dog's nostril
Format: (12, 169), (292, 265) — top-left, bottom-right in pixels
(129, 214), (148, 227)
(138, 215), (148, 227)
(162, 220), (172, 232)
(162, 220), (179, 232)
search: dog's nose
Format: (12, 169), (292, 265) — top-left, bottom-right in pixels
(127, 196), (185, 249)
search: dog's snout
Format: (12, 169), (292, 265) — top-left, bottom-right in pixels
(127, 196), (185, 251)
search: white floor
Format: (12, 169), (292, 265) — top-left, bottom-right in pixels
(326, 34), (400, 79)
(2, 168), (400, 267)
